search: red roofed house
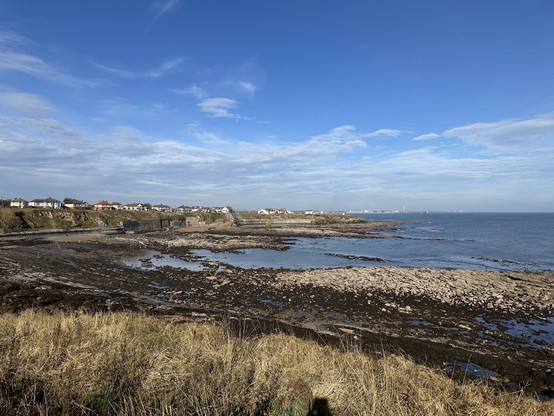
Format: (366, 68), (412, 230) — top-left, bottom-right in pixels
(94, 200), (112, 210)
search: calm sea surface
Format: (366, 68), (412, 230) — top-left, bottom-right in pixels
(194, 212), (554, 272)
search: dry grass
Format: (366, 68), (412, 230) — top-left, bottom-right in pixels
(0, 311), (551, 415)
(0, 208), (190, 233)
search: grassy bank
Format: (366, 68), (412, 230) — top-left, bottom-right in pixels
(0, 209), (226, 234)
(0, 311), (550, 415)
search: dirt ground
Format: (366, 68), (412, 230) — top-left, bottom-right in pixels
(0, 223), (552, 400)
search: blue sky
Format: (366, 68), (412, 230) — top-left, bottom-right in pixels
(1, 0), (553, 211)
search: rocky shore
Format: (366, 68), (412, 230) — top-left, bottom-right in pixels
(0, 221), (552, 399)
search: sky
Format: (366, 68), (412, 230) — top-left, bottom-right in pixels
(1, 0), (553, 212)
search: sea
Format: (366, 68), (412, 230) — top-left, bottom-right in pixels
(194, 212), (554, 272)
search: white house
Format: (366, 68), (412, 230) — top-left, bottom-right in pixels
(258, 208), (291, 215)
(124, 203), (144, 211)
(29, 197), (62, 209)
(10, 197), (28, 208)
(64, 199), (90, 209)
(175, 205), (191, 213)
(152, 204), (171, 212)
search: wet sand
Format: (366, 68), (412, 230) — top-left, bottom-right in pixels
(0, 223), (552, 399)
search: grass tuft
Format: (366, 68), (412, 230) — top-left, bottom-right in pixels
(0, 311), (551, 415)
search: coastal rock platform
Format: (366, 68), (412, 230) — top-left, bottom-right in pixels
(1, 222), (552, 399)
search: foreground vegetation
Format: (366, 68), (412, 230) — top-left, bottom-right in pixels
(0, 312), (551, 415)
(0, 208), (227, 233)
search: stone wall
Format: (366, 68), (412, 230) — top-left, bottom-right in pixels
(122, 218), (196, 232)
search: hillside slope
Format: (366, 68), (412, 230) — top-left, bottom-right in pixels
(0, 208), (193, 233)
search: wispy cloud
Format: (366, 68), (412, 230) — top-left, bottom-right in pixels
(0, 31), (26, 48)
(93, 58), (184, 79)
(366, 129), (403, 138)
(186, 122), (228, 144)
(0, 91), (57, 114)
(198, 97), (239, 118)
(413, 132), (439, 141)
(1, 112), (553, 210)
(172, 84), (208, 99)
(0, 46), (99, 87)
(153, 0), (181, 17)
(443, 113), (554, 150)
(238, 81), (256, 95)
(0, 29), (100, 87)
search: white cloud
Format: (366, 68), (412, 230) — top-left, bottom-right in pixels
(93, 58), (184, 79)
(186, 122), (228, 144)
(153, 0), (181, 16)
(0, 31), (26, 48)
(172, 84), (208, 99)
(198, 97), (239, 118)
(443, 113), (554, 150)
(365, 128), (403, 138)
(413, 132), (439, 141)
(310, 125), (356, 141)
(0, 30), (100, 87)
(1, 112), (553, 211)
(238, 81), (256, 95)
(0, 91), (56, 114)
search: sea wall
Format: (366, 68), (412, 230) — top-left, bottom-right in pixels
(122, 217), (198, 232)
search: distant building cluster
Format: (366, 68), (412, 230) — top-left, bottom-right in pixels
(0, 197), (328, 216)
(0, 197), (233, 214)
(257, 208), (292, 215)
(257, 208), (322, 215)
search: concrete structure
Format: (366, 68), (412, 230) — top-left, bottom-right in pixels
(122, 218), (196, 232)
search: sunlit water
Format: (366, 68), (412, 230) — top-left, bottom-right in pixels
(193, 213), (554, 272)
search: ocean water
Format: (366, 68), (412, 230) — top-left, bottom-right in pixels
(194, 212), (554, 272)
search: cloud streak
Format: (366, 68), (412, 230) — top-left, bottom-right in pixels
(1, 110), (553, 210)
(0, 30), (100, 87)
(153, 0), (181, 17)
(93, 58), (184, 79)
(413, 133), (439, 141)
(0, 91), (57, 114)
(198, 97), (240, 118)
(442, 113), (554, 150)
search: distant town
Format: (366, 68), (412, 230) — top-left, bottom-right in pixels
(0, 196), (421, 216)
(0, 196), (335, 216)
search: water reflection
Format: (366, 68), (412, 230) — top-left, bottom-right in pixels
(122, 250), (206, 272)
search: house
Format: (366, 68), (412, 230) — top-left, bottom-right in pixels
(175, 205), (191, 214)
(258, 208), (291, 215)
(213, 206), (233, 214)
(111, 202), (124, 210)
(10, 197), (28, 208)
(124, 203), (144, 211)
(190, 206), (211, 213)
(29, 197), (62, 209)
(63, 198), (90, 209)
(152, 204), (172, 213)
(94, 200), (113, 210)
